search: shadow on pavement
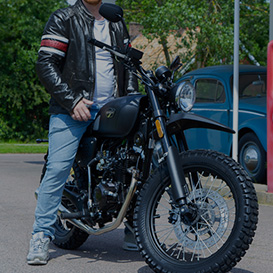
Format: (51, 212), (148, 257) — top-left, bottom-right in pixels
(48, 228), (146, 264)
(231, 268), (254, 273)
(25, 161), (45, 165)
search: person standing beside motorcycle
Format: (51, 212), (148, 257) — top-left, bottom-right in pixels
(27, 0), (138, 265)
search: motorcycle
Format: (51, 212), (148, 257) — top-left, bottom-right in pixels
(38, 3), (258, 273)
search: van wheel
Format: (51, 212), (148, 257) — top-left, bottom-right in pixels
(239, 132), (266, 183)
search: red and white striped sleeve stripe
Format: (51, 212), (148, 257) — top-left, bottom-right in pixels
(39, 34), (69, 57)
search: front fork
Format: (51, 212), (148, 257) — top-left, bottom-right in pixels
(148, 88), (189, 207)
(166, 146), (189, 206)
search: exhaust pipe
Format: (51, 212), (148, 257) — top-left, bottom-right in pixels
(58, 168), (139, 235)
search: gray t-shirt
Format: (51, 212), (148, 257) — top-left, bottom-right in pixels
(93, 19), (114, 108)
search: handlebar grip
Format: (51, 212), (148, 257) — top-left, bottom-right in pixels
(36, 139), (49, 143)
(89, 37), (126, 58)
(89, 38), (111, 50)
(89, 37), (142, 62)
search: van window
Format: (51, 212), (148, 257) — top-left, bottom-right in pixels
(230, 73), (266, 98)
(195, 79), (225, 103)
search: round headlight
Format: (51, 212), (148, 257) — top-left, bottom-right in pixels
(175, 81), (196, 112)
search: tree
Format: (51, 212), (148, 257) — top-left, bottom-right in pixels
(0, 0), (67, 141)
(0, 0), (269, 140)
(117, 0), (269, 70)
(117, 0), (190, 66)
(239, 0), (269, 66)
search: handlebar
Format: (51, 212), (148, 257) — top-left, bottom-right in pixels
(89, 38), (128, 60)
(88, 38), (143, 64)
(89, 38), (112, 50)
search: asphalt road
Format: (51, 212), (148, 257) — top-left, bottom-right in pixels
(0, 154), (272, 273)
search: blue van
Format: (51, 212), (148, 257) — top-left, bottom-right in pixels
(178, 65), (267, 183)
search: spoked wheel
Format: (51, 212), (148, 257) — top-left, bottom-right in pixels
(53, 194), (89, 250)
(134, 150), (258, 273)
(40, 161), (89, 250)
(53, 166), (89, 250)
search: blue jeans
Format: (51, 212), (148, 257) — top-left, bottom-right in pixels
(32, 109), (99, 238)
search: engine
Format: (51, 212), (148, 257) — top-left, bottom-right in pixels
(92, 141), (142, 215)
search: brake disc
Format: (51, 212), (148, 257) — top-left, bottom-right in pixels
(172, 188), (229, 250)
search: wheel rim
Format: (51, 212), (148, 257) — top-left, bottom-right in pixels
(173, 188), (229, 250)
(150, 170), (236, 262)
(240, 142), (261, 175)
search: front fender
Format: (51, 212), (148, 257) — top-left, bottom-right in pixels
(166, 112), (235, 135)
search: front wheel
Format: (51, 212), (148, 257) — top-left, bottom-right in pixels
(134, 150), (258, 273)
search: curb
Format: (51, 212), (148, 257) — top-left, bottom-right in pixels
(254, 183), (273, 206)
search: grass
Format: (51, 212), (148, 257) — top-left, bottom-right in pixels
(0, 142), (48, 154)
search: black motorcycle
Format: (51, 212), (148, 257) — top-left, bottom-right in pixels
(38, 4), (258, 273)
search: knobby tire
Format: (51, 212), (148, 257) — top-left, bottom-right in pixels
(133, 150), (258, 273)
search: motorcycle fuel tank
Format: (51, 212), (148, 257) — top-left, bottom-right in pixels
(92, 95), (145, 137)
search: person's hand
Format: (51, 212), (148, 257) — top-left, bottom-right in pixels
(71, 98), (93, 121)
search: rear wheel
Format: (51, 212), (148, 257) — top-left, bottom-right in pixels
(40, 161), (89, 249)
(134, 150), (258, 273)
(53, 193), (89, 250)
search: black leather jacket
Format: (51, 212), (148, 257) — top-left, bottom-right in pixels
(36, 0), (138, 114)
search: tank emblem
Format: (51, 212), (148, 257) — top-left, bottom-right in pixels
(106, 108), (116, 119)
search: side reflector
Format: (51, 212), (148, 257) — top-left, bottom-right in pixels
(155, 119), (164, 138)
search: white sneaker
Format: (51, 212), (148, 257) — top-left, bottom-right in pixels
(27, 232), (50, 265)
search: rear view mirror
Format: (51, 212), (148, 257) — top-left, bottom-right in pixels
(99, 3), (123, 22)
(170, 56), (181, 71)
